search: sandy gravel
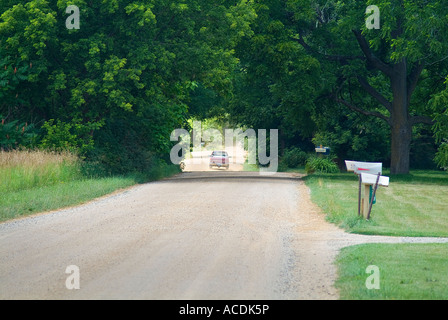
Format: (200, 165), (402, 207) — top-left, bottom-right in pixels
(1, 169), (447, 300)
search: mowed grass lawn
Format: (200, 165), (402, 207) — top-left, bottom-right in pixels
(304, 170), (448, 300)
(304, 170), (448, 237)
(336, 243), (448, 300)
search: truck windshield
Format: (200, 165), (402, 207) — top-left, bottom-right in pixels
(212, 151), (227, 157)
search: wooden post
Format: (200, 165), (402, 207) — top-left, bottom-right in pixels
(363, 184), (370, 219)
(345, 161), (387, 219)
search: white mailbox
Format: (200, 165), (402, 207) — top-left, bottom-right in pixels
(345, 160), (389, 220)
(345, 160), (382, 175)
(360, 172), (389, 187)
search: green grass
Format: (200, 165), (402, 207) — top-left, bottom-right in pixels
(0, 150), (81, 193)
(243, 161), (260, 172)
(0, 177), (137, 222)
(303, 169), (448, 299)
(303, 170), (448, 237)
(0, 150), (181, 222)
(1, 160), (83, 193)
(336, 243), (448, 300)
(278, 166), (307, 175)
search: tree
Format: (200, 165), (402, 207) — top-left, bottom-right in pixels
(0, 0), (256, 172)
(230, 0), (322, 155)
(288, 0), (448, 174)
(430, 77), (448, 169)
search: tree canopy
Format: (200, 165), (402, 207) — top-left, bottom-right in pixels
(0, 0), (255, 173)
(230, 0), (448, 173)
(1, 0), (447, 173)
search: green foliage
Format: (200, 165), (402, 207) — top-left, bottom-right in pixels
(1, 0), (447, 174)
(430, 77), (448, 169)
(0, 0), (256, 173)
(0, 116), (38, 150)
(0, 51), (30, 101)
(39, 119), (100, 154)
(87, 116), (182, 177)
(305, 156), (340, 174)
(434, 141), (448, 171)
(311, 108), (394, 165)
(230, 0), (321, 138)
(281, 147), (308, 168)
(285, 0), (448, 173)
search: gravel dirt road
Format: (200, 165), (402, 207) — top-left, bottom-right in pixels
(1, 163), (448, 300)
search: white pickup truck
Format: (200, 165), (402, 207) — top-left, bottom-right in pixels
(209, 151), (230, 170)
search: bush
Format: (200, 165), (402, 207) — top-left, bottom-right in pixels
(0, 116), (39, 150)
(39, 119), (101, 155)
(282, 147), (308, 168)
(305, 156), (340, 174)
(435, 141), (448, 171)
(85, 117), (182, 180)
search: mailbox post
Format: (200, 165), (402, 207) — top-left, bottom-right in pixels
(345, 161), (389, 219)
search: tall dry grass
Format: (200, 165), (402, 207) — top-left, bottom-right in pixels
(0, 149), (78, 168)
(0, 149), (82, 193)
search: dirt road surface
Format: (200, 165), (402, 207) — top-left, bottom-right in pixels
(2, 167), (448, 300)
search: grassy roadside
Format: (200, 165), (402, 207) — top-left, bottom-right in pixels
(242, 161), (259, 172)
(0, 150), (180, 223)
(302, 169), (448, 300)
(335, 243), (448, 300)
(303, 170), (448, 237)
(0, 177), (137, 222)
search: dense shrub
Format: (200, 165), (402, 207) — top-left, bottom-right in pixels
(305, 156), (340, 174)
(39, 119), (101, 155)
(282, 147), (308, 168)
(0, 117), (39, 150)
(86, 118), (180, 179)
(435, 141), (448, 171)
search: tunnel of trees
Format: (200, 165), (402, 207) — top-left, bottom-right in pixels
(1, 0), (447, 175)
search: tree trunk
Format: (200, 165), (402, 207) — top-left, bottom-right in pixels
(390, 61), (411, 175)
(390, 118), (412, 174)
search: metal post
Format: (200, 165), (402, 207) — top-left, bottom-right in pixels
(367, 173), (381, 220)
(358, 174), (362, 216)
